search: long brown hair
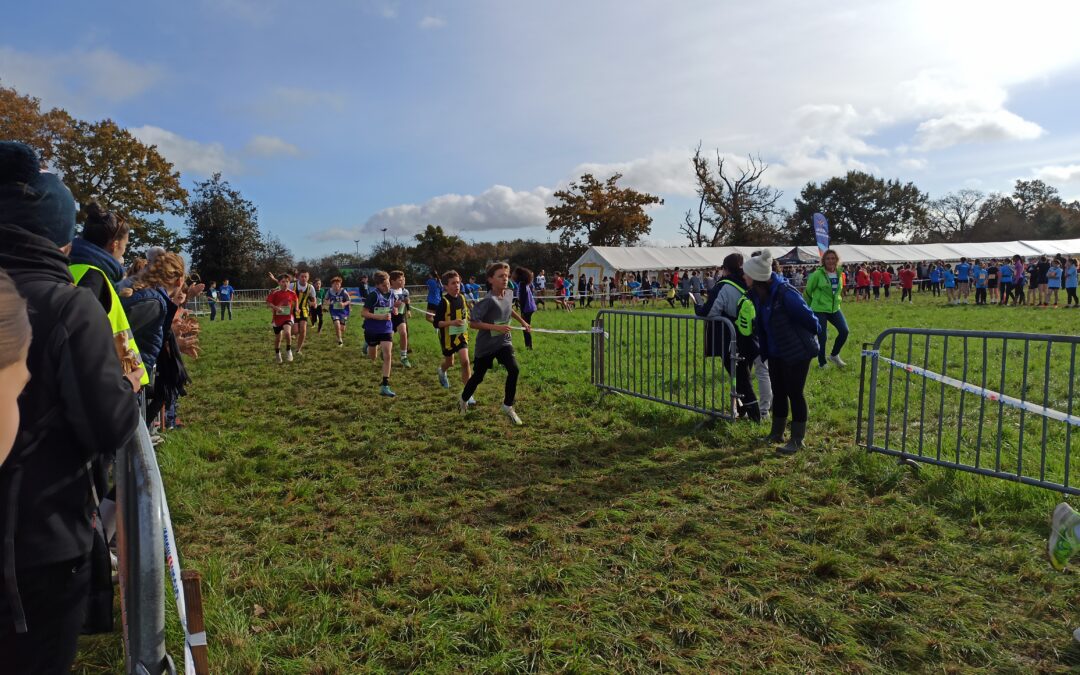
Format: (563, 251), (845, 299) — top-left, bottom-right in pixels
(0, 270), (31, 368)
(130, 251), (185, 291)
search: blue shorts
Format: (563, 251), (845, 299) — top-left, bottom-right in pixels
(330, 311), (349, 323)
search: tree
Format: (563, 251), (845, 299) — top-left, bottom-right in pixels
(186, 173), (266, 287)
(912, 189), (985, 242)
(0, 84), (74, 165)
(253, 234), (295, 284)
(680, 145), (784, 246)
(411, 225), (465, 272)
(787, 170), (929, 244)
(54, 119), (188, 249)
(546, 173), (662, 248)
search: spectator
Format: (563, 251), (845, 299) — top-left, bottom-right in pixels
(700, 254), (761, 421)
(744, 250), (819, 455)
(0, 141), (142, 672)
(514, 267), (537, 350)
(207, 281), (218, 320)
(218, 278), (234, 319)
(803, 249), (848, 369)
(898, 263), (916, 302)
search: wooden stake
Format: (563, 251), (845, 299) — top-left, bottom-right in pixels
(180, 570), (210, 675)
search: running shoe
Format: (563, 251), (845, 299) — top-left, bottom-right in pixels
(338, 340), (344, 348)
(467, 396), (478, 407)
(501, 404), (523, 426)
(401, 355), (413, 368)
(286, 350), (294, 363)
(275, 352), (283, 364)
(828, 354), (847, 367)
(379, 384), (396, 398)
(1049, 502), (1080, 571)
(438, 368), (450, 388)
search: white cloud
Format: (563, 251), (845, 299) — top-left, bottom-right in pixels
(312, 185), (554, 241)
(130, 125), (242, 176)
(419, 16), (446, 29)
(572, 150), (697, 197)
(268, 86), (346, 112)
(914, 110), (1045, 151)
(900, 158), (928, 171)
(244, 135), (300, 157)
(0, 46), (161, 113)
(1034, 164), (1080, 185)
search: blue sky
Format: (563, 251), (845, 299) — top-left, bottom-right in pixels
(3, 0), (1080, 258)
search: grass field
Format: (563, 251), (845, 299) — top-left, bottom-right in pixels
(76, 293), (1080, 673)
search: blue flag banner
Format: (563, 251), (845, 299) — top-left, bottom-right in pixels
(813, 213), (830, 255)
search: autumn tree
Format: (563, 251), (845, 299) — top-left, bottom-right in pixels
(0, 84), (73, 164)
(186, 173), (267, 287)
(681, 145), (784, 246)
(546, 173), (662, 248)
(787, 171), (928, 244)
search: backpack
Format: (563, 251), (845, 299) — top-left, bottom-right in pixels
(718, 279), (756, 337)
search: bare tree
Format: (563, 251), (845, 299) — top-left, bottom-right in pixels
(683, 144), (784, 246)
(923, 188), (985, 242)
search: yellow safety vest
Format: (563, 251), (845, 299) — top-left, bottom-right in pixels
(69, 264), (151, 386)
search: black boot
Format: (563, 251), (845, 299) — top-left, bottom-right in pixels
(776, 421), (806, 455)
(764, 415), (785, 444)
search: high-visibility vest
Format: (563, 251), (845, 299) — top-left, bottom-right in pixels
(69, 264), (151, 386)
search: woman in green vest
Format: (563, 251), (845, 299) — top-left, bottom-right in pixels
(803, 249), (849, 369)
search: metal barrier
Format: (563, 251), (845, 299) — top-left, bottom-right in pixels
(591, 310), (738, 420)
(858, 328), (1080, 494)
(115, 423), (176, 675)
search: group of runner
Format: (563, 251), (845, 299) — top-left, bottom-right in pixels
(266, 263), (531, 424)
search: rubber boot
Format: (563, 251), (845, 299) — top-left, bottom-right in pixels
(776, 421), (806, 455)
(763, 415), (785, 444)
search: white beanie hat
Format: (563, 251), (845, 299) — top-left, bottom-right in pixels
(745, 250), (773, 282)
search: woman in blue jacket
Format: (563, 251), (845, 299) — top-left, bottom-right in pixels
(744, 251), (820, 455)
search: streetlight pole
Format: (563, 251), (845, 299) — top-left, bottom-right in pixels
(381, 228), (387, 244)
(354, 240), (360, 258)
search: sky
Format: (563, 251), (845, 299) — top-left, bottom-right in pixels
(3, 0), (1080, 258)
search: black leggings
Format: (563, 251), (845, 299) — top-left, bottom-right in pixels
(769, 358), (811, 424)
(1068, 287), (1079, 305)
(901, 287), (912, 302)
(462, 345), (519, 406)
(521, 311), (534, 349)
(312, 306), (324, 332)
(724, 356), (758, 418)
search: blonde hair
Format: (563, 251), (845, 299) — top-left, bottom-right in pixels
(130, 251), (185, 291)
(372, 271), (389, 285)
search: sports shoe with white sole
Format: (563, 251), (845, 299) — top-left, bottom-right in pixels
(827, 354), (847, 367)
(379, 384), (396, 397)
(286, 350), (294, 363)
(1049, 502), (1080, 571)
(501, 404), (523, 426)
(467, 396), (477, 407)
(275, 352), (283, 364)
(438, 368), (450, 388)
(401, 356), (413, 368)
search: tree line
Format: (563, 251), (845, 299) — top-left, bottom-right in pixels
(5, 80), (1079, 288)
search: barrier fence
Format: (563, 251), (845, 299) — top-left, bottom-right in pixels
(591, 310), (739, 420)
(858, 327), (1080, 494)
(115, 421), (206, 674)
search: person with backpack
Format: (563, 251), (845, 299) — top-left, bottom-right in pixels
(744, 251), (819, 455)
(803, 249), (848, 369)
(699, 254), (761, 421)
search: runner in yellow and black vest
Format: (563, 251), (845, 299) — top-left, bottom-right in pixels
(293, 270), (318, 356)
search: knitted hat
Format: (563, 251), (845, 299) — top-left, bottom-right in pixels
(0, 142), (77, 246)
(744, 250), (773, 282)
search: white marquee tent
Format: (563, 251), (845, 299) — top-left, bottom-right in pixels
(570, 239), (1080, 281)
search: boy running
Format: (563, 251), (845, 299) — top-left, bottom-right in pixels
(266, 274), (298, 363)
(313, 278), (326, 333)
(389, 270), (413, 368)
(325, 276), (351, 346)
(434, 270), (473, 396)
(363, 271), (398, 397)
(293, 270), (317, 356)
(459, 263), (531, 425)
(425, 269), (443, 325)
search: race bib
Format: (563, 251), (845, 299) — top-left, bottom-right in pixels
(275, 305), (291, 315)
(332, 302), (345, 310)
(374, 306), (392, 317)
(449, 324), (468, 336)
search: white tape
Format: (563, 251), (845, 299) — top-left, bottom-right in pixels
(413, 307), (608, 337)
(864, 350), (1080, 427)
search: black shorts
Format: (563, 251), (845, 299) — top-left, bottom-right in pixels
(273, 322), (293, 334)
(392, 314), (406, 331)
(365, 332), (393, 348)
(441, 342), (468, 358)
(295, 317), (308, 323)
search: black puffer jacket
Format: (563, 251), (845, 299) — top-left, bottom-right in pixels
(0, 224), (140, 632)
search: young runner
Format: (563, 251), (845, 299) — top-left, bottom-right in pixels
(955, 257), (971, 303)
(1047, 258), (1062, 306)
(313, 278), (326, 333)
(266, 274), (297, 363)
(292, 270), (317, 356)
(363, 271), (397, 397)
(325, 276), (351, 346)
(514, 267), (537, 350)
(434, 270), (473, 395)
(943, 264), (956, 304)
(459, 263), (531, 424)
(987, 260), (999, 303)
(898, 263), (916, 302)
(425, 269), (443, 324)
(389, 270), (413, 368)
(974, 261), (988, 305)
